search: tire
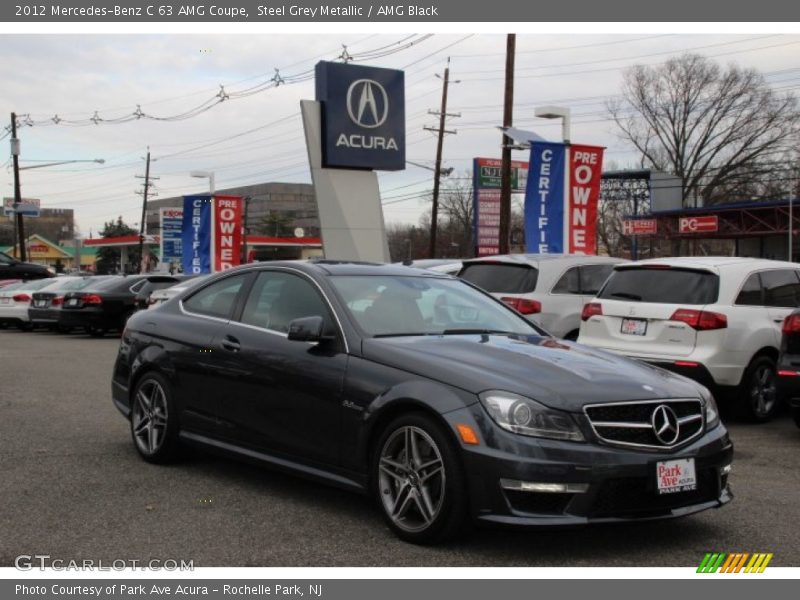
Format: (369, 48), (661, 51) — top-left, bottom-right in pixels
(371, 412), (468, 545)
(88, 326), (106, 338)
(130, 371), (181, 464)
(738, 355), (779, 422)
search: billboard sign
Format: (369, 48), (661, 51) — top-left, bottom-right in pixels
(3, 197), (40, 217)
(679, 215), (719, 234)
(474, 158), (528, 191)
(181, 196), (212, 274)
(315, 61), (405, 171)
(524, 142), (567, 254)
(160, 207), (183, 267)
(212, 196), (242, 272)
(623, 219), (658, 235)
(473, 158), (529, 256)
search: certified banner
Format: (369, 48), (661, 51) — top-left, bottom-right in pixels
(212, 195), (243, 272)
(160, 207), (184, 269)
(568, 144), (604, 255)
(524, 142), (566, 253)
(181, 195), (212, 274)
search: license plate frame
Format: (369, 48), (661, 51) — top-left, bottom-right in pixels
(656, 457), (697, 495)
(621, 317), (647, 336)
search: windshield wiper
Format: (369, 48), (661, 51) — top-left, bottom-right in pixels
(609, 291), (643, 301)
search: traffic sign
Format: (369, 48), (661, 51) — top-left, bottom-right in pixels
(3, 197), (40, 217)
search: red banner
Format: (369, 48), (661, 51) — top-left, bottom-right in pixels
(213, 195), (243, 272)
(568, 145), (604, 255)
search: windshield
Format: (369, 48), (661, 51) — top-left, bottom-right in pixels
(329, 275), (542, 337)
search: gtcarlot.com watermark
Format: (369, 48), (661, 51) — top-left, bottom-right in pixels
(15, 554), (194, 571)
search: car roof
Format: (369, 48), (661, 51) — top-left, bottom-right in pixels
(623, 256), (800, 272)
(463, 253), (627, 266)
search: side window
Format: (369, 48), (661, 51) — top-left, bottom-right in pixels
(551, 267), (580, 294)
(240, 271), (330, 334)
(761, 270), (800, 308)
(735, 273), (763, 306)
(183, 275), (246, 319)
(580, 264), (614, 295)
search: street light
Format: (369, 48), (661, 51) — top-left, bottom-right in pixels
(534, 105), (571, 144)
(190, 170), (215, 195)
(19, 158), (105, 171)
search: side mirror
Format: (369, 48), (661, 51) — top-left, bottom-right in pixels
(287, 316), (331, 343)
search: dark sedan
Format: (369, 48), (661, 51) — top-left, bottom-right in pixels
(112, 261), (732, 544)
(60, 275), (149, 337)
(777, 310), (800, 428)
(29, 276), (114, 331)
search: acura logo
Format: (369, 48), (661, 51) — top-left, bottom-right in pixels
(651, 404), (680, 445)
(346, 79), (389, 129)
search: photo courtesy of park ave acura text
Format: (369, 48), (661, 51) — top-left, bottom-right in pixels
(1, 22), (800, 572)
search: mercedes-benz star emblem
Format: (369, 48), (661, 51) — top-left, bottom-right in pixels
(346, 79), (389, 129)
(651, 404), (680, 445)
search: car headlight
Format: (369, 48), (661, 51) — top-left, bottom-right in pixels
(478, 391), (585, 442)
(704, 393), (721, 430)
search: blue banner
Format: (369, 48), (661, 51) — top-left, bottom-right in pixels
(525, 142), (566, 253)
(181, 195), (212, 274)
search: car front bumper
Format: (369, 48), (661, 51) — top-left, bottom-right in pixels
(442, 405), (733, 527)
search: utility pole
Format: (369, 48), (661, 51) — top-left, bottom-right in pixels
(424, 57), (460, 259)
(241, 195), (252, 264)
(498, 34), (516, 255)
(135, 149), (158, 274)
(10, 112), (26, 261)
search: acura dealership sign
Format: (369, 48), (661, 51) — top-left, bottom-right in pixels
(315, 61), (405, 170)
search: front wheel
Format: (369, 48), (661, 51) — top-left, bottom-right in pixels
(130, 372), (181, 463)
(739, 356), (779, 422)
(371, 413), (468, 545)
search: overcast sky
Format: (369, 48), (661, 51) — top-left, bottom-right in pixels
(1, 33), (799, 237)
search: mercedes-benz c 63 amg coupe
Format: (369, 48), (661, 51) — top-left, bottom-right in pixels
(112, 261), (733, 544)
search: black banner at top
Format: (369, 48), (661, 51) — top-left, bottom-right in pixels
(2, 0), (800, 22)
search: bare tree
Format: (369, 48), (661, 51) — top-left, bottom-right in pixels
(609, 53), (799, 206)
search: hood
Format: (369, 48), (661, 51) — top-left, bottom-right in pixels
(361, 334), (705, 412)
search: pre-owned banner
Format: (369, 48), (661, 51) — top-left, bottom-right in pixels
(568, 144), (604, 255)
(181, 195), (212, 275)
(524, 142), (566, 253)
(212, 195), (243, 272)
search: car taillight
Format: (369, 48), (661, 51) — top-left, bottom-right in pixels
(782, 314), (800, 334)
(83, 294), (103, 305)
(51, 296), (64, 306)
(501, 296), (541, 315)
(12, 294), (31, 302)
(581, 302), (603, 321)
(670, 308), (727, 330)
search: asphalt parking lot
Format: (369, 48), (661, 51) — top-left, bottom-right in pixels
(1, 327), (799, 567)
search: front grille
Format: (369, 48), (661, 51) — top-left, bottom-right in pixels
(584, 399), (704, 450)
(589, 468), (719, 518)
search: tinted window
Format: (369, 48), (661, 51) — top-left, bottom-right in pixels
(183, 275), (246, 319)
(551, 267), (580, 294)
(735, 273), (763, 306)
(580, 264), (615, 295)
(459, 263), (538, 294)
(598, 268), (719, 305)
(82, 277), (146, 293)
(0, 253), (14, 265)
(240, 272), (330, 334)
(761, 270), (800, 308)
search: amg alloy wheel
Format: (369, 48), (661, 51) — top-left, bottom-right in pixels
(131, 372), (179, 463)
(373, 413), (467, 544)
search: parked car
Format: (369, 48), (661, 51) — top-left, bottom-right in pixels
(29, 276), (115, 332)
(147, 275), (209, 309)
(578, 257), (800, 422)
(0, 251), (55, 281)
(401, 259), (464, 276)
(113, 261), (731, 544)
(458, 254), (626, 339)
(0, 279), (60, 329)
(133, 275), (185, 310)
(60, 275), (149, 337)
(776, 310), (800, 428)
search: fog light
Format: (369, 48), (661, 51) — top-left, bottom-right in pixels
(500, 478), (589, 494)
(721, 464), (732, 475)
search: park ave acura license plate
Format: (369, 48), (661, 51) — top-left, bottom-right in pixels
(621, 317), (647, 336)
(656, 458), (697, 495)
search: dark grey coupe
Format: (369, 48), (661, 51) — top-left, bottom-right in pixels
(112, 261), (732, 544)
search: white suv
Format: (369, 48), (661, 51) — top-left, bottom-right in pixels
(458, 254), (626, 339)
(578, 256), (800, 421)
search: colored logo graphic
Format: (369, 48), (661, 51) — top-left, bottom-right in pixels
(347, 79), (389, 128)
(697, 552), (773, 573)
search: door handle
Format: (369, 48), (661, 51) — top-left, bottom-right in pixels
(221, 335), (241, 352)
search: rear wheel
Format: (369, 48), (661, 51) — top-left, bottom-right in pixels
(371, 413), (468, 545)
(739, 356), (779, 422)
(130, 372), (180, 463)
